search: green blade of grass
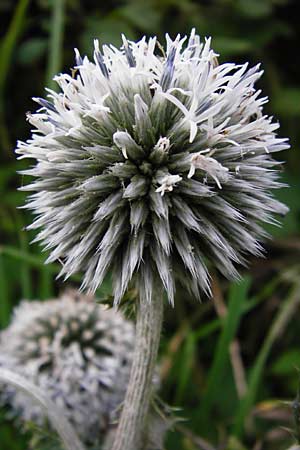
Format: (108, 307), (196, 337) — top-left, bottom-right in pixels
(163, 275), (280, 402)
(16, 211), (34, 299)
(194, 318), (221, 341)
(46, 0), (65, 89)
(18, 230), (32, 299)
(0, 245), (52, 268)
(175, 331), (196, 404)
(0, 254), (10, 328)
(198, 276), (251, 423)
(0, 245), (111, 297)
(193, 275), (281, 343)
(233, 281), (300, 437)
(40, 266), (54, 299)
(0, 0), (30, 93)
(0, 0), (30, 153)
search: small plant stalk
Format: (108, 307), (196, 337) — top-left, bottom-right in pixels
(0, 368), (85, 450)
(110, 287), (164, 450)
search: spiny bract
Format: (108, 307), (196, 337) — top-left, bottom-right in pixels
(0, 290), (135, 444)
(17, 30), (289, 304)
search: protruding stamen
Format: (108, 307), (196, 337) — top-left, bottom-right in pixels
(188, 151), (229, 189)
(134, 94), (149, 122)
(149, 137), (171, 165)
(74, 48), (83, 66)
(113, 130), (145, 160)
(188, 28), (196, 48)
(154, 137), (170, 152)
(122, 34), (136, 68)
(94, 39), (109, 78)
(26, 112), (53, 134)
(156, 174), (182, 196)
(160, 44), (177, 91)
(33, 97), (57, 113)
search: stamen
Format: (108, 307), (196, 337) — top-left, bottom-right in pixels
(188, 152), (229, 189)
(122, 34), (136, 68)
(74, 48), (83, 66)
(33, 97), (57, 113)
(94, 39), (110, 78)
(160, 44), (177, 91)
(156, 174), (182, 196)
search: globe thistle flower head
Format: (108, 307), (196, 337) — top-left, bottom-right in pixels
(0, 290), (135, 443)
(17, 30), (289, 304)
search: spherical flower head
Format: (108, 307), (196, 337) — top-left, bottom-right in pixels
(17, 30), (289, 304)
(0, 290), (135, 444)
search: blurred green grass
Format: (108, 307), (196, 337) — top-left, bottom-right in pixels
(0, 0), (300, 449)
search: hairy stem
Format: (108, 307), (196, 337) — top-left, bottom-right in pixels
(110, 287), (164, 450)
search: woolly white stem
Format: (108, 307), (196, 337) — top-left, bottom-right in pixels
(110, 288), (164, 450)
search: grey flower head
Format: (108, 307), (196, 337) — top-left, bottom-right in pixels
(17, 30), (289, 304)
(0, 290), (135, 444)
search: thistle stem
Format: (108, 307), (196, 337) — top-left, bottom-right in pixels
(110, 287), (164, 450)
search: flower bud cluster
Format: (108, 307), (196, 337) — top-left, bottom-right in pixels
(0, 291), (135, 444)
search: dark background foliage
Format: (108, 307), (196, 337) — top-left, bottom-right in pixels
(0, 1), (300, 449)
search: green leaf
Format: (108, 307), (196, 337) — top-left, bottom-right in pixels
(271, 349), (300, 375)
(213, 37), (253, 56)
(81, 16), (135, 55)
(118, 2), (161, 33)
(237, 0), (272, 18)
(17, 38), (47, 65)
(264, 174), (300, 238)
(272, 87), (300, 118)
(227, 436), (248, 450)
